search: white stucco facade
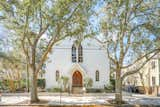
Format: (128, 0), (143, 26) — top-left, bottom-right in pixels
(124, 54), (160, 87)
(45, 38), (110, 89)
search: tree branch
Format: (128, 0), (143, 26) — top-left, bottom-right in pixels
(122, 48), (160, 69)
(121, 50), (160, 80)
(34, 24), (49, 46)
(35, 1), (82, 73)
(21, 36), (30, 66)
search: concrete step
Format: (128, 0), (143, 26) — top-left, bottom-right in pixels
(72, 87), (83, 94)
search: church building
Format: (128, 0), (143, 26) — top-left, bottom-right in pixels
(45, 37), (110, 92)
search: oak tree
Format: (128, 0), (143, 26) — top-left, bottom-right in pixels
(96, 0), (160, 105)
(0, 0), (95, 102)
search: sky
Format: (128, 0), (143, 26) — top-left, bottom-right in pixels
(0, 25), (6, 39)
(0, 0), (159, 56)
(0, 0), (104, 43)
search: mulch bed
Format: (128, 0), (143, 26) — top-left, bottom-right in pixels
(107, 99), (127, 104)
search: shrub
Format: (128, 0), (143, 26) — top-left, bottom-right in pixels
(20, 79), (27, 88)
(2, 80), (9, 89)
(86, 88), (104, 93)
(37, 79), (45, 89)
(52, 87), (61, 92)
(84, 77), (93, 88)
(46, 87), (61, 92)
(60, 76), (69, 92)
(0, 79), (27, 92)
(104, 79), (115, 93)
(110, 79), (115, 90)
(0, 81), (2, 89)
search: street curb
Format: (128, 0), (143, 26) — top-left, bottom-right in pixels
(0, 104), (160, 107)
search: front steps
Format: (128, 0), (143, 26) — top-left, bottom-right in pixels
(72, 87), (84, 94)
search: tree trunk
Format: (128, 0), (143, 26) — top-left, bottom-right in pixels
(9, 79), (16, 92)
(30, 70), (39, 103)
(27, 63), (30, 92)
(115, 71), (122, 106)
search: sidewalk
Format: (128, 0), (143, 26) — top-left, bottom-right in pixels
(0, 92), (160, 106)
(1, 92), (114, 96)
(0, 93), (111, 105)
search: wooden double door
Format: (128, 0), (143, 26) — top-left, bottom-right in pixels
(72, 71), (83, 87)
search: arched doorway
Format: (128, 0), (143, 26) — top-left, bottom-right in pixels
(72, 71), (83, 87)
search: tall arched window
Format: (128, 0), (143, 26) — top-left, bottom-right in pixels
(78, 44), (83, 62)
(56, 70), (59, 81)
(95, 70), (99, 81)
(72, 44), (77, 62)
(151, 61), (155, 69)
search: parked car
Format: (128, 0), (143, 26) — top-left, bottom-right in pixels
(123, 85), (139, 93)
(135, 86), (145, 94)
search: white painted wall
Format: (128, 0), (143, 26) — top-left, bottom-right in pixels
(124, 58), (160, 87)
(45, 38), (110, 89)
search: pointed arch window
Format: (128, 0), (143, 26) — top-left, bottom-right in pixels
(72, 44), (77, 62)
(96, 70), (99, 81)
(56, 70), (59, 81)
(78, 44), (83, 62)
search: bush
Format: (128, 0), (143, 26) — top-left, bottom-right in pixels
(37, 79), (45, 89)
(2, 80), (9, 89)
(110, 79), (115, 91)
(104, 79), (115, 93)
(86, 88), (104, 93)
(0, 79), (27, 92)
(20, 79), (27, 88)
(46, 87), (61, 92)
(0, 81), (2, 89)
(104, 84), (114, 93)
(84, 77), (93, 88)
(52, 87), (61, 92)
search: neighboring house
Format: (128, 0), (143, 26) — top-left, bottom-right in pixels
(45, 38), (110, 92)
(124, 54), (160, 88)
